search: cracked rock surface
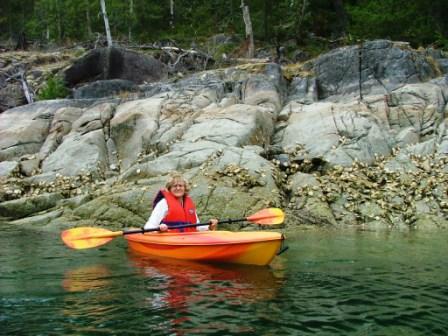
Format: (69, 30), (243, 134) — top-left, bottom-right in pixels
(1, 40), (448, 231)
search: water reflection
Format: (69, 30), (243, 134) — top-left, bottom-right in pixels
(62, 265), (111, 292)
(128, 251), (285, 306)
(59, 252), (286, 334)
(128, 251), (286, 335)
(60, 263), (128, 335)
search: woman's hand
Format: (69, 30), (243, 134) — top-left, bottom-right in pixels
(208, 218), (218, 231)
(159, 223), (168, 232)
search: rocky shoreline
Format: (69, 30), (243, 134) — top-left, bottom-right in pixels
(1, 40), (448, 231)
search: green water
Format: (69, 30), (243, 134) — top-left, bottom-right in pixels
(1, 225), (447, 335)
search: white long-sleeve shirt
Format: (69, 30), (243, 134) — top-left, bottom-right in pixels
(143, 198), (208, 231)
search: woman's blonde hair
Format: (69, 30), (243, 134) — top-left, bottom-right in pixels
(165, 172), (190, 193)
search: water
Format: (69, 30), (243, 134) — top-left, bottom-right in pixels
(1, 225), (447, 335)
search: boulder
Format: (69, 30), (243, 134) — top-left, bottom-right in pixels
(41, 130), (108, 177)
(0, 192), (63, 219)
(19, 156), (40, 176)
(73, 79), (139, 99)
(277, 101), (391, 167)
(312, 40), (443, 101)
(0, 100), (95, 161)
(64, 47), (168, 86)
(0, 83), (26, 112)
(0, 160), (18, 177)
(110, 97), (163, 170)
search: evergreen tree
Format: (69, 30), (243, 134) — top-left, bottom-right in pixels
(0, 0), (446, 50)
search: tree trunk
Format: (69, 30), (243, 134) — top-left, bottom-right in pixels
(170, 0), (174, 29)
(241, 0), (254, 58)
(230, 0), (234, 26)
(128, 0), (134, 41)
(19, 71), (33, 104)
(332, 0), (347, 38)
(100, 0), (113, 47)
(9, 66), (34, 104)
(55, 0), (62, 41)
(85, 0), (92, 37)
(295, 0), (308, 43)
(264, 0), (272, 40)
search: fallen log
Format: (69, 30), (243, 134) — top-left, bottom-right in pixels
(6, 65), (34, 104)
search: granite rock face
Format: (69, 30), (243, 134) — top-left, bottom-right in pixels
(1, 40), (447, 231)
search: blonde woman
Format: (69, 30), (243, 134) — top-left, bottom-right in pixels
(144, 172), (218, 232)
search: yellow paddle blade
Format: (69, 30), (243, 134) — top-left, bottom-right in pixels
(61, 227), (122, 250)
(247, 208), (285, 225)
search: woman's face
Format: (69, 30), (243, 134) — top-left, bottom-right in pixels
(169, 179), (186, 199)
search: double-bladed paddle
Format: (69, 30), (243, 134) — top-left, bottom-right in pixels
(61, 207), (285, 250)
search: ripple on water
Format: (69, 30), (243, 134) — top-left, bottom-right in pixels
(1, 228), (448, 335)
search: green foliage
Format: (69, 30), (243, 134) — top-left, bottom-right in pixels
(346, 0), (448, 47)
(0, 0), (447, 51)
(211, 42), (238, 62)
(37, 75), (69, 100)
(301, 41), (331, 59)
(435, 32), (448, 51)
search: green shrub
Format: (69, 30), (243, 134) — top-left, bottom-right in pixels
(435, 32), (448, 51)
(37, 75), (69, 100)
(212, 42), (238, 60)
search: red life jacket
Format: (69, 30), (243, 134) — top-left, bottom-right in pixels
(158, 189), (198, 232)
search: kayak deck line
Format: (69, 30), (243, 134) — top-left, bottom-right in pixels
(126, 230), (283, 246)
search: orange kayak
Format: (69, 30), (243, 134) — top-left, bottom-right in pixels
(125, 230), (284, 266)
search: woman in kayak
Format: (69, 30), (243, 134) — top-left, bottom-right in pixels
(144, 172), (218, 232)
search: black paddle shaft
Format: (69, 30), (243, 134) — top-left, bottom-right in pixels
(122, 218), (247, 235)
